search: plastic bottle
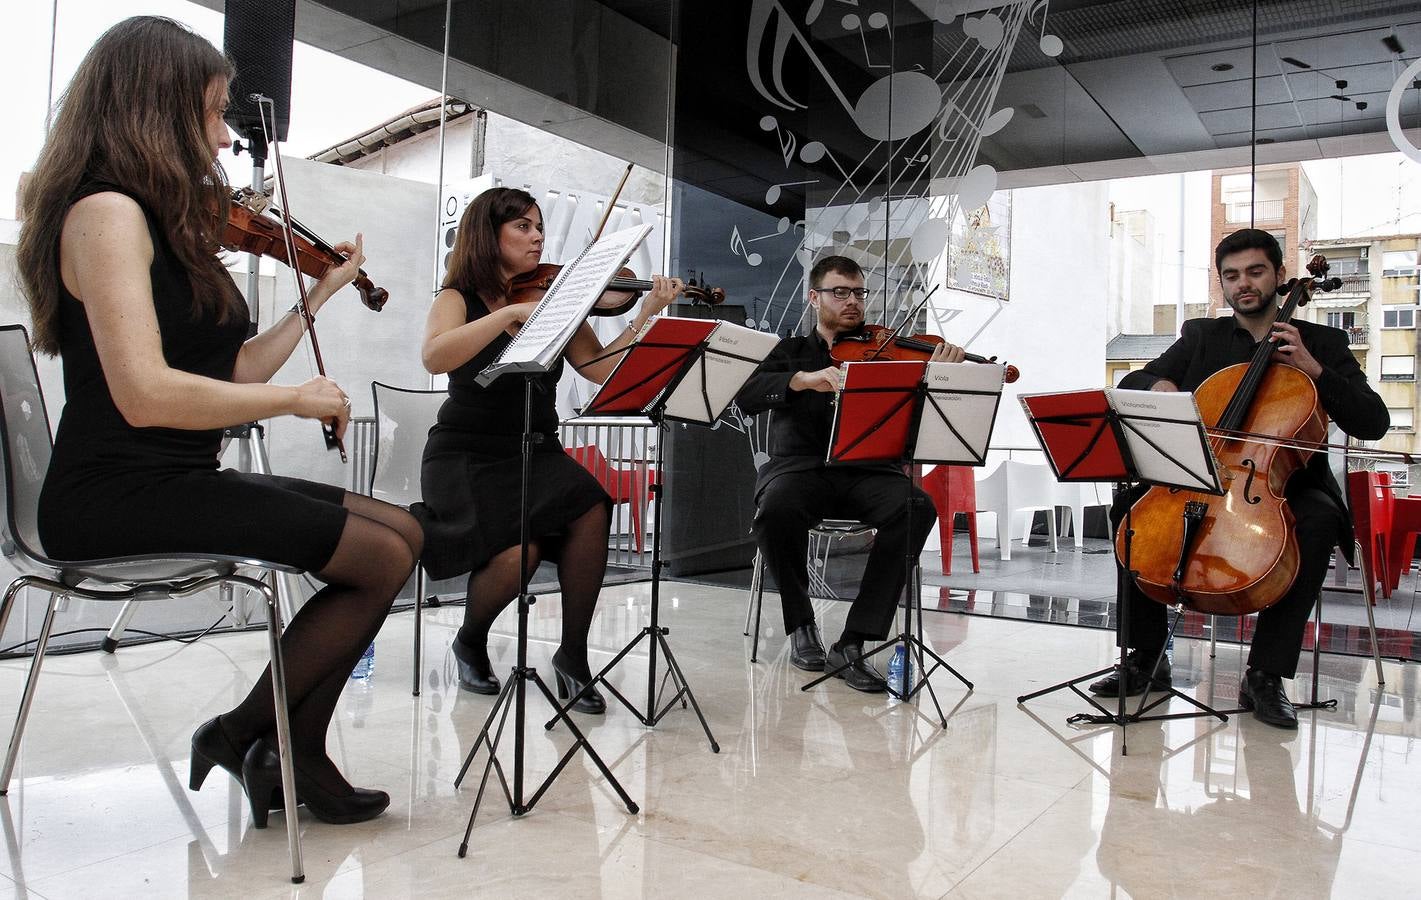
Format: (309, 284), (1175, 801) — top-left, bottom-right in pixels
(887, 643), (906, 696)
(350, 641), (375, 680)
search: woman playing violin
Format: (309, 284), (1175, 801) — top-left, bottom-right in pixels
(733, 255), (963, 692)
(417, 187), (682, 711)
(16, 17), (420, 826)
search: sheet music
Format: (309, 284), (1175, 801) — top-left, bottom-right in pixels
(478, 224), (653, 384)
(914, 362), (1004, 464)
(1105, 389), (1221, 492)
(661, 321), (780, 424)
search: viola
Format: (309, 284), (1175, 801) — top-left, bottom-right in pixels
(223, 188), (388, 312)
(1117, 255), (1343, 616)
(830, 324), (1020, 383)
(507, 263), (726, 317)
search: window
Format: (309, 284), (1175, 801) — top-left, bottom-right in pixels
(1332, 256), (1367, 276)
(1383, 307), (1416, 329)
(1381, 355), (1416, 381)
(1383, 250), (1418, 276)
(1388, 407), (1414, 431)
(1376, 462), (1411, 490)
(1326, 311), (1357, 329)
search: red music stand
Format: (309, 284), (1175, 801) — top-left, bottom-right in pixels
(1017, 388), (1226, 754)
(548, 316), (721, 751)
(801, 360), (1006, 724)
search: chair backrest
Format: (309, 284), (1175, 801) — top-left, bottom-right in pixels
(0, 325), (54, 564)
(370, 382), (445, 507)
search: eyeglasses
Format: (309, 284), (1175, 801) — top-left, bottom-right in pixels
(812, 286), (871, 301)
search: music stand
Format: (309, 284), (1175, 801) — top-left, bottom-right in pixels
(1015, 388), (1228, 755)
(454, 226), (651, 856)
(801, 360), (1005, 726)
(543, 316), (722, 751)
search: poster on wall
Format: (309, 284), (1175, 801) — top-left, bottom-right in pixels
(948, 193), (1011, 301)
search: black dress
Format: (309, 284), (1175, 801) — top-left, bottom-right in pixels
(413, 291), (609, 580)
(36, 181), (349, 572)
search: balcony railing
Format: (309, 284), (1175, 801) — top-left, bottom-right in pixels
(1225, 199), (1284, 223)
(1346, 325), (1369, 346)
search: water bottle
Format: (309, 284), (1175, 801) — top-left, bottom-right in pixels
(887, 643), (906, 696)
(350, 642), (375, 680)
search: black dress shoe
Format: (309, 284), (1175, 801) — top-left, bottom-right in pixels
(825, 641), (887, 693)
(189, 717), (246, 791)
(551, 650), (606, 715)
(1088, 650), (1172, 697)
(452, 634), (500, 695)
(242, 741), (390, 828)
(1239, 668), (1298, 729)
(789, 622), (826, 672)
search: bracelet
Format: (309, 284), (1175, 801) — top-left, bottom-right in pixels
(289, 304), (309, 330)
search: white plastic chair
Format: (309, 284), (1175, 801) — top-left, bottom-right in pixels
(974, 460), (1059, 560)
(1055, 481), (1113, 548)
(370, 382), (445, 697)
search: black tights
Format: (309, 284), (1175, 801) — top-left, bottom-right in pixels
(457, 502), (609, 680)
(219, 492), (421, 795)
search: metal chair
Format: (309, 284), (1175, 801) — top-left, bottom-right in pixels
(743, 519), (922, 662)
(369, 381), (445, 697)
(0, 324), (305, 883)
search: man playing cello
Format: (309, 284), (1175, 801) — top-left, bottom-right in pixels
(735, 255), (964, 691)
(1092, 229), (1388, 728)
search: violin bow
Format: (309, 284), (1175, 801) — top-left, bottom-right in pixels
(255, 94), (347, 462)
(591, 162), (634, 243)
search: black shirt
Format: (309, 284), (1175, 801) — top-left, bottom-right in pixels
(734, 327), (898, 496)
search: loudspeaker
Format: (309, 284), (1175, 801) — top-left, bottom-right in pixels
(662, 303), (761, 577)
(223, 0), (296, 143)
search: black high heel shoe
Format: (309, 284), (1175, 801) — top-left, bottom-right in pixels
(551, 650), (606, 715)
(242, 740), (390, 828)
(189, 717), (246, 791)
(452, 634), (500, 695)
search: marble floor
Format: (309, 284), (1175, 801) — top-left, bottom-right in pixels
(0, 581), (1415, 898)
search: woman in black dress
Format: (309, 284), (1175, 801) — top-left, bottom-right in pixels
(418, 187), (681, 711)
(15, 17), (420, 826)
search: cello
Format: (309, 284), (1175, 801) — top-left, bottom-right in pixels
(1116, 255), (1342, 616)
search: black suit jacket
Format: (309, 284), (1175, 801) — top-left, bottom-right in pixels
(1120, 315), (1388, 557)
(734, 328), (899, 499)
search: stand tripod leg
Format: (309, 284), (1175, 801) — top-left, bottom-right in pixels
(456, 677), (517, 856)
(654, 632), (720, 751)
(524, 671), (639, 814)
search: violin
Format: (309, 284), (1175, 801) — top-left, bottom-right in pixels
(508, 262), (726, 317)
(223, 188), (388, 312)
(1117, 255), (1343, 616)
(831, 324), (1020, 383)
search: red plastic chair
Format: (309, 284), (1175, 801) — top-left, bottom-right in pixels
(566, 444), (657, 552)
(1346, 470), (1391, 602)
(921, 464), (979, 574)
(1386, 485), (1421, 597)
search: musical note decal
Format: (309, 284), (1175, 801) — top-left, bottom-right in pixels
(766, 179), (819, 205)
(759, 115), (798, 167)
(730, 225), (763, 267)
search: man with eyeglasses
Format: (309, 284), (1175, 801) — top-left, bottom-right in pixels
(735, 255), (965, 691)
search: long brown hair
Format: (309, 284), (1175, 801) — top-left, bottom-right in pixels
(442, 187), (539, 305)
(16, 16), (239, 355)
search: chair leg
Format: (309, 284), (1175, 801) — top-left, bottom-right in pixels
(100, 598), (141, 654)
(260, 575), (305, 884)
(0, 584), (59, 794)
(967, 511), (979, 574)
(941, 514), (954, 576)
(749, 552), (765, 663)
(412, 567), (425, 698)
(1357, 540), (1386, 688)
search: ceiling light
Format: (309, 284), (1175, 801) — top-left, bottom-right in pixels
(1255, 137), (1275, 144)
(1281, 56), (1311, 69)
(1211, 63), (1234, 72)
(1383, 35), (1405, 55)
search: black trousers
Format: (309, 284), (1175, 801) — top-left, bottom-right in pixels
(1113, 483), (1343, 678)
(753, 467), (936, 642)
